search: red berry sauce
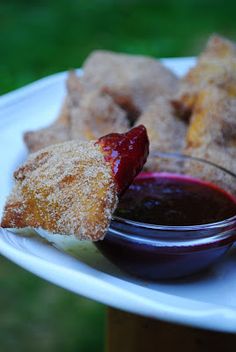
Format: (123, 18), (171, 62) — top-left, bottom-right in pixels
(96, 172), (236, 279)
(116, 172), (236, 226)
(96, 125), (149, 194)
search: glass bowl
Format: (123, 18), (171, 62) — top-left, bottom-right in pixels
(95, 152), (236, 280)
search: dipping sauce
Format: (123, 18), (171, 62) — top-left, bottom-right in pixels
(96, 167), (236, 280)
(115, 172), (236, 226)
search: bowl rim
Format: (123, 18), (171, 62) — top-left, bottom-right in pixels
(112, 151), (236, 232)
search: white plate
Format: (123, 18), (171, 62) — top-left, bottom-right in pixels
(1, 58), (236, 333)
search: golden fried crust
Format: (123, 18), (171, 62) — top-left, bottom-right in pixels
(175, 35), (236, 115)
(101, 87), (141, 125)
(66, 70), (82, 106)
(24, 70), (130, 153)
(1, 141), (118, 240)
(24, 98), (71, 153)
(137, 96), (187, 154)
(81, 50), (179, 112)
(66, 71), (129, 140)
(185, 87), (236, 173)
(70, 89), (129, 141)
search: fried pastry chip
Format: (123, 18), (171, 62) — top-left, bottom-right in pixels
(66, 75), (129, 141)
(136, 97), (187, 172)
(137, 96), (187, 154)
(184, 87), (236, 174)
(175, 34), (236, 116)
(69, 90), (129, 141)
(81, 50), (179, 114)
(24, 98), (71, 153)
(24, 71), (130, 153)
(1, 126), (149, 244)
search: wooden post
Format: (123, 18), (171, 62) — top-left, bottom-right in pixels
(107, 307), (236, 352)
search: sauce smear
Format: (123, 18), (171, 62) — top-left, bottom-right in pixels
(116, 173), (236, 226)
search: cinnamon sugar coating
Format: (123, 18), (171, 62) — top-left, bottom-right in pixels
(1, 141), (118, 240)
(137, 96), (187, 154)
(81, 50), (179, 112)
(175, 35), (236, 116)
(24, 72), (129, 153)
(184, 87), (236, 175)
(69, 86), (129, 141)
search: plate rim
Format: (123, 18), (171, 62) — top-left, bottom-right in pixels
(1, 228), (236, 333)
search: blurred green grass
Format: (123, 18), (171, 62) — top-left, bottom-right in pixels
(1, 0), (236, 351)
(1, 0), (236, 95)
